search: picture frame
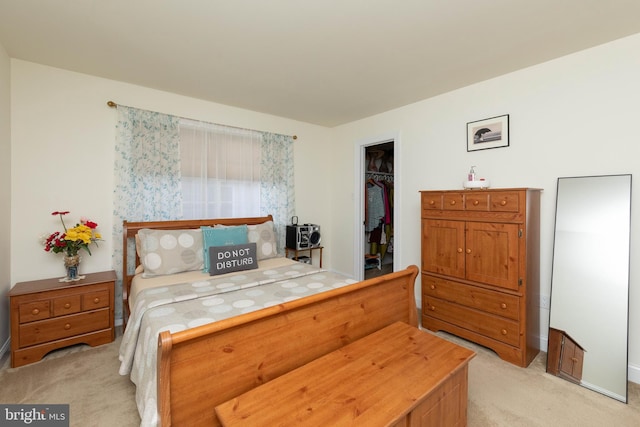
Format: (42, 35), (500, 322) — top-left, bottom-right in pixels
(467, 114), (509, 152)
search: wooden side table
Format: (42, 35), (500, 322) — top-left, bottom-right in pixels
(215, 322), (475, 427)
(285, 246), (323, 268)
(9, 270), (116, 368)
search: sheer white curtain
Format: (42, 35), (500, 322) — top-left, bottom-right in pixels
(180, 119), (263, 219)
(179, 119), (295, 253)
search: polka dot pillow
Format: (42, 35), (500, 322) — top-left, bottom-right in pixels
(216, 220), (278, 260)
(246, 220), (278, 260)
(137, 229), (204, 277)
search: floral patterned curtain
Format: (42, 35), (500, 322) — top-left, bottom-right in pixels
(260, 132), (295, 252)
(112, 106), (182, 320)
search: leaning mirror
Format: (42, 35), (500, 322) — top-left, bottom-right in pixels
(547, 174), (631, 402)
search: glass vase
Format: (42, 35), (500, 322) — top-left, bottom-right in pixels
(63, 254), (81, 281)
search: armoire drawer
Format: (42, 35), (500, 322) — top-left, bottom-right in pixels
(465, 193), (489, 211)
(443, 193), (464, 210)
(422, 275), (519, 321)
(422, 193), (442, 211)
(463, 191), (521, 213)
(488, 191), (520, 212)
(423, 297), (520, 347)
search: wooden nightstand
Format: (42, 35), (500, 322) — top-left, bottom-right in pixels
(9, 270), (116, 368)
(285, 246), (323, 267)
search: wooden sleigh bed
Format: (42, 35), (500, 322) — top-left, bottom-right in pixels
(120, 215), (419, 426)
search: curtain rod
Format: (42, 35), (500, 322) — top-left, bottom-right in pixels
(107, 100), (297, 140)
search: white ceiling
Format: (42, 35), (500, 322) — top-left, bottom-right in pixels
(2, 1), (640, 127)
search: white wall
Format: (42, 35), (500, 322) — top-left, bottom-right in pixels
(9, 60), (332, 321)
(0, 41), (11, 353)
(326, 33), (640, 381)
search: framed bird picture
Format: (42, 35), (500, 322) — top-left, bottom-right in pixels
(467, 114), (509, 152)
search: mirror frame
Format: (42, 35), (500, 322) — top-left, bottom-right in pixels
(547, 174), (631, 402)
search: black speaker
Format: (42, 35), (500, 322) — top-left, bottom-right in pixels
(286, 224), (321, 250)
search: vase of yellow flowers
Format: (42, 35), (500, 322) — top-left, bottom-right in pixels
(43, 211), (102, 281)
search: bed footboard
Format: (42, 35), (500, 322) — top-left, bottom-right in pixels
(157, 265), (419, 426)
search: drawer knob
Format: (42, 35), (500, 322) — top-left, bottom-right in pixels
(457, 248), (463, 253)
(64, 303), (71, 309)
(93, 297), (100, 304)
(500, 303), (507, 309)
(449, 200), (456, 205)
(430, 305), (436, 311)
(501, 329), (507, 335)
(500, 200), (507, 206)
(32, 308), (40, 315)
(571, 357), (579, 363)
(466, 248), (472, 254)
(64, 323), (71, 330)
(473, 200), (479, 206)
(430, 284), (436, 290)
(429, 200), (435, 206)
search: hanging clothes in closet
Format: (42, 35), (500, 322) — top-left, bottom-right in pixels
(365, 172), (394, 259)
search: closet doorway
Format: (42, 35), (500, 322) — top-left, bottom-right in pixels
(363, 141), (395, 280)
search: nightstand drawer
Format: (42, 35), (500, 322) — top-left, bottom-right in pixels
(18, 309), (111, 347)
(53, 294), (81, 317)
(82, 290), (109, 310)
(19, 301), (51, 323)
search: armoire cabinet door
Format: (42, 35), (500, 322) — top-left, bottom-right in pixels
(422, 219), (465, 279)
(465, 222), (520, 290)
(559, 338), (584, 383)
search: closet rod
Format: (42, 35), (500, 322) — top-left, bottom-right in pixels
(106, 100), (297, 140)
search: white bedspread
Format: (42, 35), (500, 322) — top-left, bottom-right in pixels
(118, 261), (356, 427)
(128, 257), (297, 310)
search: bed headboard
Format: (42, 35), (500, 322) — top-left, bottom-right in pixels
(121, 215), (274, 327)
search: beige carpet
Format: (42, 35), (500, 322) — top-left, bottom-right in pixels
(446, 331), (640, 427)
(1, 328), (638, 426)
(0, 331), (139, 427)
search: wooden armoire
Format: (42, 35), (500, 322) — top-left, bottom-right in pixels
(547, 328), (585, 383)
(420, 188), (541, 367)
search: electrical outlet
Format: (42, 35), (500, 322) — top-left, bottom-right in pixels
(540, 295), (550, 309)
